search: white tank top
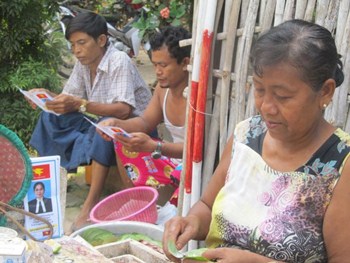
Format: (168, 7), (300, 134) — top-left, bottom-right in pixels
(162, 89), (185, 143)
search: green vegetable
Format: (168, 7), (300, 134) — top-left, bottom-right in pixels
(184, 248), (209, 261)
(80, 228), (119, 246)
(80, 229), (163, 248)
(168, 240), (183, 258)
(44, 239), (62, 254)
(168, 240), (209, 262)
(117, 233), (162, 247)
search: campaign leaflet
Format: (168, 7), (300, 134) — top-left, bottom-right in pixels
(23, 156), (63, 240)
(83, 117), (131, 139)
(18, 88), (60, 116)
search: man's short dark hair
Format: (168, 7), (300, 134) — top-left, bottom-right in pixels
(65, 12), (108, 40)
(149, 26), (191, 64)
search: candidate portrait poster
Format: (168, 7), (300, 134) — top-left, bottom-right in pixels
(23, 156), (63, 240)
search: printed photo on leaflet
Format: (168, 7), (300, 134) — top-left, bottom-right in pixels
(23, 156), (64, 240)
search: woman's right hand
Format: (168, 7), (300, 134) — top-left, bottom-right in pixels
(162, 215), (201, 262)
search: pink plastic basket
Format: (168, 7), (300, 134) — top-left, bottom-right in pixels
(90, 186), (159, 224)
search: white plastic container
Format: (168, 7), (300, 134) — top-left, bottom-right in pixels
(0, 227), (18, 239)
(0, 237), (26, 263)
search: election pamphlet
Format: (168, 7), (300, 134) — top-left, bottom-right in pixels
(18, 88), (60, 116)
(84, 117), (131, 139)
(23, 156), (64, 240)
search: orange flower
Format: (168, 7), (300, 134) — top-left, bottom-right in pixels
(160, 7), (170, 19)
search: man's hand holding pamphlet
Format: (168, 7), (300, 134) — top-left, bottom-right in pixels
(84, 117), (131, 139)
(17, 87), (60, 116)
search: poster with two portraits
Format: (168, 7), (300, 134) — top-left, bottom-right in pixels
(23, 155), (64, 240)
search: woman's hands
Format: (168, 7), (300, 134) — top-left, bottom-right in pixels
(162, 215), (202, 262)
(177, 247), (271, 263)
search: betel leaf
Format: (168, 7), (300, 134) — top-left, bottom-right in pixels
(184, 248), (209, 261)
(168, 240), (184, 258)
(117, 233), (162, 247)
(168, 241), (209, 261)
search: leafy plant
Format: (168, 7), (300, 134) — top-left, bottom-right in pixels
(9, 58), (62, 93)
(131, 0), (192, 43)
(1, 57), (63, 148)
(0, 0), (59, 69)
(0, 93), (41, 148)
(0, 0), (64, 148)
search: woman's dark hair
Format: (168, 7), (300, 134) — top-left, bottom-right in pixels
(149, 26), (191, 64)
(65, 12), (108, 41)
(33, 182), (45, 191)
(250, 19), (344, 90)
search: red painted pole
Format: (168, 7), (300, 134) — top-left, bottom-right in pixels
(193, 30), (214, 162)
(184, 81), (198, 193)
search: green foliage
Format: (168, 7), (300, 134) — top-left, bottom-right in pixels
(9, 58), (62, 93)
(131, 0), (193, 42)
(0, 93), (41, 148)
(0, 0), (64, 147)
(0, 0), (59, 68)
(1, 58), (63, 147)
(132, 10), (160, 41)
(69, 0), (103, 12)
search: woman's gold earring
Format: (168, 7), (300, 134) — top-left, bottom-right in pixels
(323, 104), (327, 109)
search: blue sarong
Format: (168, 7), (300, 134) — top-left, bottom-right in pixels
(29, 112), (116, 171)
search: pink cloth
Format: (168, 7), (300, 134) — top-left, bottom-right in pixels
(114, 141), (181, 205)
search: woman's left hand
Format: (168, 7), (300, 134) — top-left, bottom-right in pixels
(115, 132), (156, 153)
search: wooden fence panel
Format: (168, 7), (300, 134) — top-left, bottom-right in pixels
(185, 0), (350, 197)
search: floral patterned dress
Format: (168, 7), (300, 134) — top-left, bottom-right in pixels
(205, 115), (350, 262)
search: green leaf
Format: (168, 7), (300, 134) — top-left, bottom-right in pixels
(171, 19), (182, 27)
(80, 228), (119, 246)
(168, 240), (185, 259)
(184, 248), (209, 261)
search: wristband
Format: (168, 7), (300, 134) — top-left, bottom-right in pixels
(151, 141), (162, 159)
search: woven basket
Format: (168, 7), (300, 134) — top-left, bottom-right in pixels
(0, 125), (53, 240)
(0, 125), (32, 207)
(0, 125), (33, 227)
(90, 186), (159, 224)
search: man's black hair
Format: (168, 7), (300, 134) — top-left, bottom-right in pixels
(149, 26), (191, 64)
(65, 12), (108, 41)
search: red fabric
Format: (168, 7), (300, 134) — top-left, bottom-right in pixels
(114, 141), (181, 206)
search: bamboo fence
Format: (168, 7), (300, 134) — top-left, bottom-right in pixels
(178, 0), (350, 210)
